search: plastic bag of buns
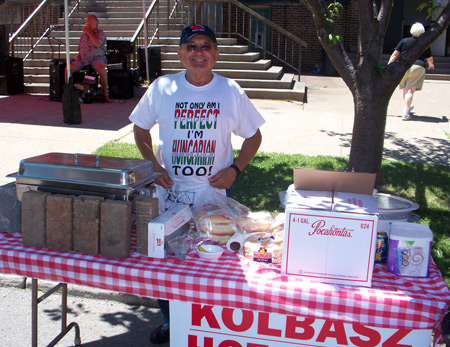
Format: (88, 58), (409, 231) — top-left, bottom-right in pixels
(193, 191), (250, 245)
(243, 214), (284, 264)
(237, 211), (273, 234)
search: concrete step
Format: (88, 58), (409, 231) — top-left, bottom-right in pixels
(24, 79), (305, 102)
(24, 73), (52, 84)
(152, 37), (237, 46)
(72, 11), (150, 19)
(425, 73), (450, 81)
(73, 1), (181, 12)
(50, 30), (138, 38)
(161, 51), (260, 62)
(20, 1), (306, 101)
(53, 23), (143, 31)
(34, 35), (236, 47)
(22, 43), (250, 56)
(234, 73), (295, 89)
(427, 67), (450, 74)
(163, 66), (284, 80)
(160, 44), (249, 54)
(24, 82), (49, 95)
(162, 59), (272, 71)
(244, 81), (306, 101)
(73, 0), (151, 6)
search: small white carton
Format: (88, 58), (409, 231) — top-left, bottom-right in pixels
(282, 169), (378, 287)
(148, 204), (192, 258)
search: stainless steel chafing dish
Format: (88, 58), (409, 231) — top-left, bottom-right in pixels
(8, 152), (159, 201)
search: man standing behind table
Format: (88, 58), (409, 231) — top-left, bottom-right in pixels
(128, 24), (265, 344)
(66, 14), (110, 102)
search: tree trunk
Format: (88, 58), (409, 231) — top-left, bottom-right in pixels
(347, 90), (391, 174)
(299, 0), (450, 175)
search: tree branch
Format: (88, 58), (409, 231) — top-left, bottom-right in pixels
(378, 0), (395, 33)
(357, 1), (381, 58)
(300, 0), (356, 93)
(387, 3), (450, 82)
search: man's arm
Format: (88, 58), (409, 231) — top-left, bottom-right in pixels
(426, 56), (434, 70)
(83, 25), (101, 47)
(388, 50), (400, 64)
(133, 124), (173, 188)
(208, 129), (262, 190)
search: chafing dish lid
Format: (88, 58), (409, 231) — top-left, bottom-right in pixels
(12, 152), (158, 189)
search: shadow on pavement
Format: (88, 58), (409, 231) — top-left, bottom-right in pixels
(0, 88), (146, 131)
(318, 129), (450, 166)
(42, 303), (169, 347)
(384, 133), (450, 166)
(406, 114), (449, 123)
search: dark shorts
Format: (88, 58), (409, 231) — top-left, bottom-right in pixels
(72, 56), (106, 70)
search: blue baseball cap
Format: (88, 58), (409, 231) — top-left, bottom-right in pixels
(180, 24), (217, 45)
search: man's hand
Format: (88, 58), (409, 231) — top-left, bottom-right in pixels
(208, 167), (238, 190)
(154, 165), (174, 189)
(133, 124), (174, 189)
(208, 129), (262, 190)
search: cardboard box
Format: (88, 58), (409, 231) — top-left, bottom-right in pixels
(148, 204), (192, 258)
(282, 169), (378, 287)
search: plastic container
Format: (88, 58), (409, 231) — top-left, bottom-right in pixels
(386, 222), (433, 277)
(196, 244), (224, 260)
(374, 193), (419, 236)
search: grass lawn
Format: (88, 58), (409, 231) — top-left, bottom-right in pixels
(94, 142), (450, 286)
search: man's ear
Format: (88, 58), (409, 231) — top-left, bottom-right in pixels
(177, 48), (183, 61)
(214, 48), (220, 62)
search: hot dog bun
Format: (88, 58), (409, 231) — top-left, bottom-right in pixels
(198, 215), (235, 236)
(200, 232), (232, 245)
(237, 213), (273, 233)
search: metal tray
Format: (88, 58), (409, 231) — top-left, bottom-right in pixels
(8, 152), (159, 190)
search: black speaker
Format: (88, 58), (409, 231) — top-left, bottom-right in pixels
(108, 69), (134, 99)
(0, 25), (8, 57)
(106, 51), (128, 69)
(0, 56), (24, 95)
(137, 46), (161, 79)
(49, 59), (66, 101)
(107, 39), (133, 54)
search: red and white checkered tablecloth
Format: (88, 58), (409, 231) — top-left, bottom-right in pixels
(0, 231), (449, 332)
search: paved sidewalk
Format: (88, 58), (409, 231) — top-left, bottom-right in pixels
(0, 75), (449, 346)
(0, 274), (165, 347)
(1, 76), (449, 188)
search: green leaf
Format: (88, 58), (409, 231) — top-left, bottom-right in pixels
(417, 2), (430, 12)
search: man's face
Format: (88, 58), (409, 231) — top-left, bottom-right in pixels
(86, 17), (98, 30)
(177, 35), (219, 77)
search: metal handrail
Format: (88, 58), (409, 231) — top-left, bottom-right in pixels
(2, 0), (80, 60)
(185, 0), (307, 78)
(130, 0), (191, 64)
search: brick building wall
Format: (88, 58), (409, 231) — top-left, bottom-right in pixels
(221, 0), (359, 74)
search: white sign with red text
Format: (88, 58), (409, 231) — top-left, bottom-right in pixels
(282, 207), (377, 287)
(170, 301), (432, 347)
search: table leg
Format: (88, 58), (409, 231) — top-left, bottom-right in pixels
(31, 279), (38, 347)
(30, 279), (81, 347)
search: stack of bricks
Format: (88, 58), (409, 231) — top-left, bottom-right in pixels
(21, 190), (133, 259)
(134, 195), (159, 255)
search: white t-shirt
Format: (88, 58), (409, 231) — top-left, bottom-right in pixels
(129, 72), (265, 211)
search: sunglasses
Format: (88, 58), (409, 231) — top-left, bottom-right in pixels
(185, 43), (214, 52)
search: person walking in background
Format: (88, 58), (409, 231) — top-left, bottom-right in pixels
(388, 22), (434, 121)
(65, 14), (110, 102)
